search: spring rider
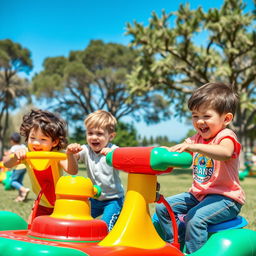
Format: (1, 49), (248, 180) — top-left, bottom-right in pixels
(0, 148), (192, 256)
(1, 149), (256, 256)
(97, 147), (192, 255)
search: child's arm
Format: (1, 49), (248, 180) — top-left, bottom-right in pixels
(168, 138), (235, 161)
(3, 148), (27, 168)
(60, 143), (83, 175)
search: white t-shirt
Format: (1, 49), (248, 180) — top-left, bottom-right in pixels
(10, 144), (27, 170)
(78, 143), (124, 201)
(10, 144), (27, 153)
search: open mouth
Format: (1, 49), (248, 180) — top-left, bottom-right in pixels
(32, 148), (43, 151)
(199, 127), (209, 134)
(91, 142), (100, 147)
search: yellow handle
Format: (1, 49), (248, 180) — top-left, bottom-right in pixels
(10, 151), (67, 160)
(26, 152), (67, 160)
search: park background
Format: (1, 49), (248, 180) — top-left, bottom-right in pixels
(0, 0), (254, 152)
(0, 0), (255, 229)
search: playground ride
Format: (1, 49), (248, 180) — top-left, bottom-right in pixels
(0, 162), (7, 182)
(0, 161), (12, 190)
(239, 161), (251, 180)
(239, 152), (256, 180)
(0, 148), (256, 256)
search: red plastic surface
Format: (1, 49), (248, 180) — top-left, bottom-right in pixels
(112, 147), (172, 175)
(0, 230), (184, 256)
(33, 166), (56, 206)
(28, 216), (108, 241)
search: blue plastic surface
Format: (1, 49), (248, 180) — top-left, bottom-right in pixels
(208, 215), (248, 233)
(153, 214), (248, 235)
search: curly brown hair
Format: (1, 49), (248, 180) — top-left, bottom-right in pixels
(20, 109), (68, 150)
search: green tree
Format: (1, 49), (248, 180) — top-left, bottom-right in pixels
(32, 40), (171, 130)
(68, 126), (86, 145)
(149, 136), (154, 145)
(68, 121), (139, 147)
(154, 135), (176, 146)
(113, 122), (139, 147)
(141, 136), (148, 146)
(179, 129), (197, 143)
(0, 39), (32, 156)
(126, 0), (256, 148)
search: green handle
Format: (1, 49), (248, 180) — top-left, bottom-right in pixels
(106, 150), (114, 166)
(150, 148), (192, 170)
(93, 185), (102, 198)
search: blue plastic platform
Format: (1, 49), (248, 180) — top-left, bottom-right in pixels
(153, 214), (248, 236)
(208, 215), (248, 233)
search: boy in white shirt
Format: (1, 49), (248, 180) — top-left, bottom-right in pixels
(69, 110), (124, 231)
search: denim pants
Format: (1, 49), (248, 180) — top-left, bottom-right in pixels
(90, 197), (124, 231)
(155, 192), (242, 254)
(11, 168), (26, 190)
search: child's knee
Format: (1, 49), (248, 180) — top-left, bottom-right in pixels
(185, 214), (205, 229)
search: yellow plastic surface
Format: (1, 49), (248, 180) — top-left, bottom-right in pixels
(51, 176), (94, 220)
(99, 173), (166, 249)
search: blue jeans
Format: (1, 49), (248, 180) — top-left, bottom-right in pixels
(11, 168), (26, 190)
(155, 192), (242, 254)
(90, 197), (124, 231)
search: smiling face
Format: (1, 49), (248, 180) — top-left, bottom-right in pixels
(27, 128), (59, 152)
(191, 105), (233, 140)
(86, 127), (115, 153)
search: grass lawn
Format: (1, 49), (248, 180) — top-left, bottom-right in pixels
(0, 168), (255, 230)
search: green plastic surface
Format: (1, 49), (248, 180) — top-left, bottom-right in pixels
(0, 237), (88, 256)
(189, 229), (256, 256)
(150, 148), (192, 170)
(106, 151), (113, 167)
(93, 185), (102, 198)
(0, 211), (27, 230)
(2, 171), (13, 190)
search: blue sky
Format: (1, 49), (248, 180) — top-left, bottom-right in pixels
(0, 0), (254, 141)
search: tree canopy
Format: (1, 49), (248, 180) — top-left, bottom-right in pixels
(126, 0), (256, 148)
(1, 0), (256, 151)
(32, 40), (171, 129)
(0, 39), (32, 156)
